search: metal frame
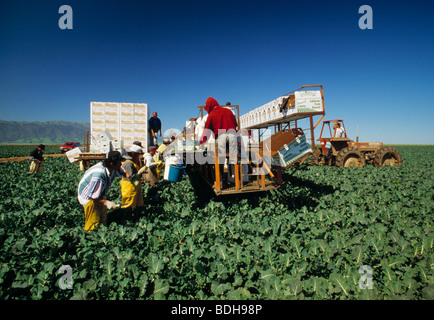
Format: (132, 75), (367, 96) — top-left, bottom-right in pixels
(185, 104), (279, 195)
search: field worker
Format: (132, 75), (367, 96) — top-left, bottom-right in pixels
(132, 140), (144, 166)
(333, 121), (344, 138)
(156, 137), (171, 161)
(152, 141), (167, 179)
(29, 144), (45, 173)
(77, 150), (128, 232)
(199, 97), (238, 165)
(142, 146), (159, 186)
(120, 145), (147, 209)
(148, 112), (162, 147)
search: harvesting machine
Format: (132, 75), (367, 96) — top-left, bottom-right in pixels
(170, 85), (326, 195)
(309, 119), (403, 167)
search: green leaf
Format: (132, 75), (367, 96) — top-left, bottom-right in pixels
(260, 269), (276, 281)
(137, 274), (148, 297)
(153, 278), (169, 299)
(217, 245), (227, 260)
(227, 287), (251, 300)
(84, 279), (97, 291)
(330, 273), (351, 297)
(71, 289), (88, 300)
(422, 285), (434, 300)
(150, 259), (164, 274)
(211, 281), (231, 295)
(282, 278), (302, 296)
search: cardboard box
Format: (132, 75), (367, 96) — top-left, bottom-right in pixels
(260, 129), (296, 156)
(271, 135), (311, 168)
(66, 147), (84, 163)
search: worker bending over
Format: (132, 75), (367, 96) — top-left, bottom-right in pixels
(29, 144), (45, 174)
(77, 151), (128, 232)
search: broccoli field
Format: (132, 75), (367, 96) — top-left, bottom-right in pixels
(0, 145), (60, 158)
(0, 145), (433, 300)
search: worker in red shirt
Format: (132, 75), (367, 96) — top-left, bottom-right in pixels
(199, 97), (238, 166)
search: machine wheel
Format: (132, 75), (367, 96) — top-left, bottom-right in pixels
(374, 147), (402, 167)
(335, 147), (366, 168)
(309, 148), (323, 165)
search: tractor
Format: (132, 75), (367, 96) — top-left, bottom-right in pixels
(310, 119), (402, 168)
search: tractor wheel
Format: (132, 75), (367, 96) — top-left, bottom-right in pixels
(374, 147), (402, 167)
(309, 148), (322, 165)
(335, 147), (366, 168)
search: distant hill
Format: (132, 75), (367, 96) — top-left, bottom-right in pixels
(0, 120), (90, 145)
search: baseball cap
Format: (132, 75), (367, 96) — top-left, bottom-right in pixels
(106, 150), (125, 163)
(126, 144), (143, 154)
(148, 146), (157, 152)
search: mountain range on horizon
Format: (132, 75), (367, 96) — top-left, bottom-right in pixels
(0, 120), (90, 145)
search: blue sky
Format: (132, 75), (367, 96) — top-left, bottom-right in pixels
(1, 0), (433, 144)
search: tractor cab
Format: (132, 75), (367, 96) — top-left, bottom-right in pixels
(318, 119), (351, 155)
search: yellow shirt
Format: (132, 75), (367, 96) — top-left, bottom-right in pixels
(154, 144), (167, 162)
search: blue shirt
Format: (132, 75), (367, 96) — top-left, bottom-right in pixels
(148, 117), (161, 132)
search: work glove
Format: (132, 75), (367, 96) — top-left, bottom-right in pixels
(104, 200), (120, 210)
(137, 166), (148, 175)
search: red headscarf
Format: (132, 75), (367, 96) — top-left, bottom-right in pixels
(204, 97), (220, 114)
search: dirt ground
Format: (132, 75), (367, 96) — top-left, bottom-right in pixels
(0, 153), (66, 163)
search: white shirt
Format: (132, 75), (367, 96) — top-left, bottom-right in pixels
(143, 152), (156, 168)
(194, 115), (207, 140)
(195, 115), (216, 144)
(335, 127), (344, 137)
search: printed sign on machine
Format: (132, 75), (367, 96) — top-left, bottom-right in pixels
(295, 90), (323, 114)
